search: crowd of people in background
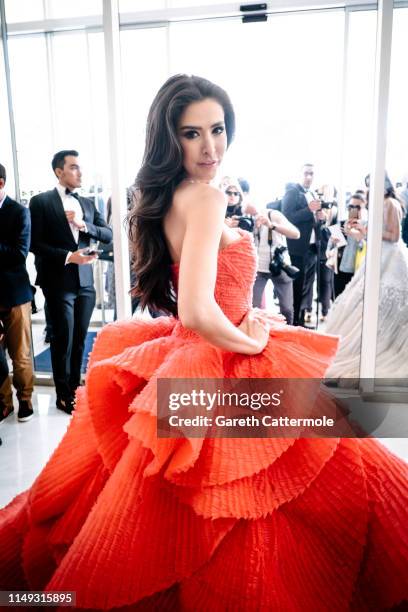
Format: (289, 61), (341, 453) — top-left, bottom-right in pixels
(220, 164), (408, 379)
(219, 165), (407, 340)
(1, 154), (408, 429)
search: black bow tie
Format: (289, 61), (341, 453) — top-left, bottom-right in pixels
(65, 189), (79, 200)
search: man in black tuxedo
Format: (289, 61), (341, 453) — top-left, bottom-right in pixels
(30, 150), (112, 414)
(282, 164), (327, 326)
(0, 163), (34, 422)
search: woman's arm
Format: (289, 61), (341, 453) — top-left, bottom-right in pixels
(264, 210), (300, 239)
(177, 184), (269, 355)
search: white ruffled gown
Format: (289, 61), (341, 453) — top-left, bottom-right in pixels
(325, 209), (408, 380)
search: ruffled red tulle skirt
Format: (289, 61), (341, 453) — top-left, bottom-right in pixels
(1, 316), (407, 610)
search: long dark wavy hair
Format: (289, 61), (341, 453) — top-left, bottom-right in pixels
(365, 172), (400, 204)
(128, 74), (236, 315)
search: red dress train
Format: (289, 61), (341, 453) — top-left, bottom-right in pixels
(1, 232), (407, 610)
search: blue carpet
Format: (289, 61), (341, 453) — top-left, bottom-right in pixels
(34, 331), (97, 373)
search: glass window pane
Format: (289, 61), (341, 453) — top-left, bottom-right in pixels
(4, 0), (44, 23)
(169, 12), (344, 204)
(87, 32), (111, 194)
(51, 33), (96, 189)
(7, 35), (53, 368)
(343, 10), (377, 193)
(47, 0), (101, 18)
(120, 28), (168, 186)
(119, 0), (166, 12)
(7, 35), (53, 195)
(0, 46), (15, 198)
(388, 7), (408, 184)
(168, 0), (229, 6)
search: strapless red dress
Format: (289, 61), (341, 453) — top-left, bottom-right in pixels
(1, 232), (407, 610)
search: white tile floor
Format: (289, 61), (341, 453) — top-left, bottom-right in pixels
(1, 385), (407, 510)
(0, 387), (70, 508)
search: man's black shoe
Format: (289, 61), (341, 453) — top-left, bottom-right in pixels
(56, 397), (74, 415)
(17, 400), (34, 422)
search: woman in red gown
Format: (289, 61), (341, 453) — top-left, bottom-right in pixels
(1, 75), (407, 610)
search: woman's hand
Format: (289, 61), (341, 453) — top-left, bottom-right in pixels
(225, 216), (239, 228)
(346, 219), (366, 240)
(350, 220), (366, 234)
(238, 308), (286, 355)
(238, 309), (270, 354)
(255, 214), (271, 228)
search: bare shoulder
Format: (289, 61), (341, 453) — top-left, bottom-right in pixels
(174, 182), (225, 217)
(385, 197), (403, 215)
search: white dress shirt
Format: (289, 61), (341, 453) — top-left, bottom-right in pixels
(0, 190), (6, 209)
(304, 190), (317, 244)
(56, 183), (86, 244)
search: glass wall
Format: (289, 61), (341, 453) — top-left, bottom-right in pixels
(5, 21), (112, 379)
(4, 0), (44, 23)
(3, 2), (405, 386)
(119, 0), (166, 11)
(120, 27), (168, 185)
(7, 35), (53, 197)
(5, 0), (100, 21)
(120, 12), (345, 206)
(0, 44), (15, 197)
(167, 12), (344, 205)
(47, 0), (100, 19)
(343, 10), (377, 194)
(119, 9), (370, 381)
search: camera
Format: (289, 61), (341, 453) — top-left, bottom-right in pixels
(235, 214), (254, 232)
(269, 246), (300, 279)
(81, 247), (103, 256)
(225, 205), (254, 233)
(316, 192), (333, 210)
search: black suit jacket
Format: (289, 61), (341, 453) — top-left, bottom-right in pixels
(0, 196), (33, 308)
(282, 184), (315, 257)
(30, 188), (112, 290)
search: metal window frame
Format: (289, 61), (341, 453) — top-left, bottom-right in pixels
(102, 0), (132, 320)
(359, 0), (394, 389)
(5, 1), (408, 35)
(0, 0), (20, 199)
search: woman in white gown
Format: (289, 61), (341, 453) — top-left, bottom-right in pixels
(325, 178), (408, 379)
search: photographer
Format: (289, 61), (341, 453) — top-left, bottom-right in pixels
(224, 179), (255, 233)
(252, 208), (300, 324)
(282, 163), (325, 326)
(303, 185), (338, 323)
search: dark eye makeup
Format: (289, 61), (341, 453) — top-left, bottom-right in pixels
(180, 125), (225, 140)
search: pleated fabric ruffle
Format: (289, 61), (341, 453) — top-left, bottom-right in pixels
(0, 232), (407, 610)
